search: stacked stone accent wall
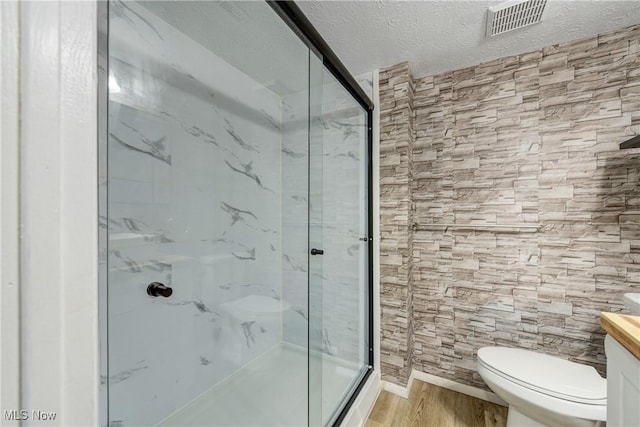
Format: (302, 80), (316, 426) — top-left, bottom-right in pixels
(379, 24), (640, 389)
(379, 62), (415, 386)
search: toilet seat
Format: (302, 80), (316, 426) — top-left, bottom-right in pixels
(477, 347), (606, 424)
(477, 347), (606, 405)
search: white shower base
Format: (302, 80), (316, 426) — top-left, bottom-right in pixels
(157, 343), (366, 427)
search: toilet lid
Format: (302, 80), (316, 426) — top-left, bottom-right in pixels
(477, 347), (606, 404)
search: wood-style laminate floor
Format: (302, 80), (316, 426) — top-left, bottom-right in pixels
(365, 380), (508, 427)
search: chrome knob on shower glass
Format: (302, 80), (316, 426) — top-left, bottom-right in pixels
(147, 282), (173, 298)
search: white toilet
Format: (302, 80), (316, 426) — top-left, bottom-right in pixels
(478, 292), (640, 426)
(477, 347), (607, 427)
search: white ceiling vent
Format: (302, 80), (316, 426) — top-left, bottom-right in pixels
(486, 0), (547, 38)
(215, 1), (249, 24)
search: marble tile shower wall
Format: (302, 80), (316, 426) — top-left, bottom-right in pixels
(107, 3), (284, 425)
(380, 24), (640, 389)
(281, 89), (310, 349)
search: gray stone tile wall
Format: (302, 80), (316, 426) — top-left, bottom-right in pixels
(379, 24), (640, 389)
(379, 62), (415, 386)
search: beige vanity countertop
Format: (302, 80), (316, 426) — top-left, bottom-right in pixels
(601, 312), (640, 360)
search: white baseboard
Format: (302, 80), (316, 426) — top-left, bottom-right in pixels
(381, 369), (415, 399)
(341, 370), (381, 427)
(381, 369), (507, 407)
(412, 371), (507, 406)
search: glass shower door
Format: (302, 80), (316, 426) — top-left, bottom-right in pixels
(309, 67), (371, 426)
(106, 2), (314, 426)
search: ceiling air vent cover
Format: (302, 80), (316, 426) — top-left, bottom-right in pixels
(486, 0), (547, 37)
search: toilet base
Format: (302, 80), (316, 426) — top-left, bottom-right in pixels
(507, 406), (606, 427)
(507, 407), (545, 427)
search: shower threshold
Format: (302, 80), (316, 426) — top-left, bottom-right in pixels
(156, 343), (364, 427)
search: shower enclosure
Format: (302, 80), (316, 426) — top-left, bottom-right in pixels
(101, 1), (373, 426)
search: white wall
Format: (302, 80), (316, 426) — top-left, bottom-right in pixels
(1, 2), (21, 424)
(7, 2), (100, 426)
(370, 70), (381, 376)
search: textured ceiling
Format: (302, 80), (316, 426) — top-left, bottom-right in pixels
(296, 0), (640, 78)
